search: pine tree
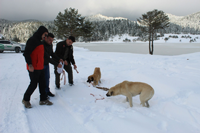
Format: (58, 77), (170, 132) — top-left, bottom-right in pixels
(54, 8), (94, 39)
(81, 20), (95, 41)
(137, 9), (169, 55)
(12, 36), (20, 42)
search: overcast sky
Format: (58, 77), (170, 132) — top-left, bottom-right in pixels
(0, 0), (199, 21)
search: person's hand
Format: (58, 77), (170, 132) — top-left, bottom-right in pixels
(28, 64), (34, 72)
(64, 60), (68, 65)
(74, 64), (79, 73)
(73, 64), (77, 70)
(59, 59), (63, 63)
(57, 63), (62, 68)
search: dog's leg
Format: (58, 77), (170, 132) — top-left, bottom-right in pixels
(140, 96), (146, 107)
(126, 97), (129, 102)
(145, 101), (150, 108)
(127, 93), (133, 107)
(93, 81), (97, 87)
(99, 80), (101, 83)
(140, 93), (149, 107)
(140, 101), (146, 107)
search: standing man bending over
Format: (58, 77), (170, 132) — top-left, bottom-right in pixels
(54, 36), (77, 89)
(43, 33), (63, 97)
(22, 26), (53, 108)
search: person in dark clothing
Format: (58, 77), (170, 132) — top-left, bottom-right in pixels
(43, 33), (63, 97)
(54, 36), (77, 89)
(22, 26), (53, 108)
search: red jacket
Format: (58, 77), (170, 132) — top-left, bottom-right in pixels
(26, 45), (44, 70)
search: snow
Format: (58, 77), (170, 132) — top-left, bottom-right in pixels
(166, 13), (184, 20)
(166, 12), (200, 31)
(80, 33), (200, 43)
(0, 34), (4, 39)
(1, 39), (200, 133)
(85, 14), (128, 21)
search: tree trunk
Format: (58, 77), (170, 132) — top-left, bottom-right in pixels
(149, 32), (154, 55)
(151, 33), (154, 55)
(149, 32), (152, 54)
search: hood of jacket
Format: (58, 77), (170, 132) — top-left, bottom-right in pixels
(33, 26), (48, 40)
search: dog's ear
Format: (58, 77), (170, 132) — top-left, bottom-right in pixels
(87, 76), (91, 82)
(91, 77), (94, 81)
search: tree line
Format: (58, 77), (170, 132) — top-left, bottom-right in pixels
(1, 8), (200, 55)
(1, 9), (199, 42)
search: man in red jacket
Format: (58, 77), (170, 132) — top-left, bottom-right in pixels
(22, 26), (53, 108)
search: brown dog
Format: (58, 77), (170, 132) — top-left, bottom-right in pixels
(87, 67), (101, 86)
(106, 81), (154, 107)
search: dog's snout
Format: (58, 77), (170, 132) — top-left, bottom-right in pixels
(106, 93), (111, 97)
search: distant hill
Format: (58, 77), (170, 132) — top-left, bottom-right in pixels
(167, 12), (200, 30)
(0, 11), (200, 42)
(0, 19), (12, 24)
(85, 14), (128, 21)
(85, 13), (200, 31)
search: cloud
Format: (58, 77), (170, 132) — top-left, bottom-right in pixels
(0, 0), (199, 21)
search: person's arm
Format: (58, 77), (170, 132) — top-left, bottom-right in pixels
(70, 46), (75, 65)
(51, 44), (60, 61)
(70, 46), (77, 70)
(44, 50), (58, 66)
(49, 44), (63, 66)
(55, 42), (63, 59)
(23, 38), (36, 65)
(23, 38), (38, 72)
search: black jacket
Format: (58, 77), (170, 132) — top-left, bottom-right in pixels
(54, 40), (75, 65)
(42, 40), (60, 66)
(23, 26), (48, 66)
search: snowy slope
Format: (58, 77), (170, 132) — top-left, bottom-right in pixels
(167, 12), (200, 30)
(0, 34), (4, 39)
(0, 46), (200, 133)
(85, 14), (128, 21)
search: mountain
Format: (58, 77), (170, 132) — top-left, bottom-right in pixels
(85, 13), (200, 32)
(0, 12), (200, 42)
(0, 19), (13, 24)
(166, 14), (184, 21)
(20, 19), (41, 22)
(167, 12), (200, 23)
(166, 12), (200, 30)
(85, 13), (200, 30)
(85, 14), (128, 21)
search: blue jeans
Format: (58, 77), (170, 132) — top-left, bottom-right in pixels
(44, 64), (50, 93)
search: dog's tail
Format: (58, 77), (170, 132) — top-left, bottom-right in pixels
(96, 87), (109, 91)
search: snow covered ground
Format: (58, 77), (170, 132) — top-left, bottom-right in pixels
(87, 33), (200, 43)
(1, 40), (200, 133)
(73, 33), (200, 56)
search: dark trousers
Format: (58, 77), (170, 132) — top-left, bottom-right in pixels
(54, 65), (73, 87)
(23, 70), (47, 101)
(44, 64), (50, 93)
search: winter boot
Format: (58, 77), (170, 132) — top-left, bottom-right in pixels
(39, 100), (53, 105)
(47, 91), (55, 97)
(22, 99), (32, 108)
(56, 85), (60, 89)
